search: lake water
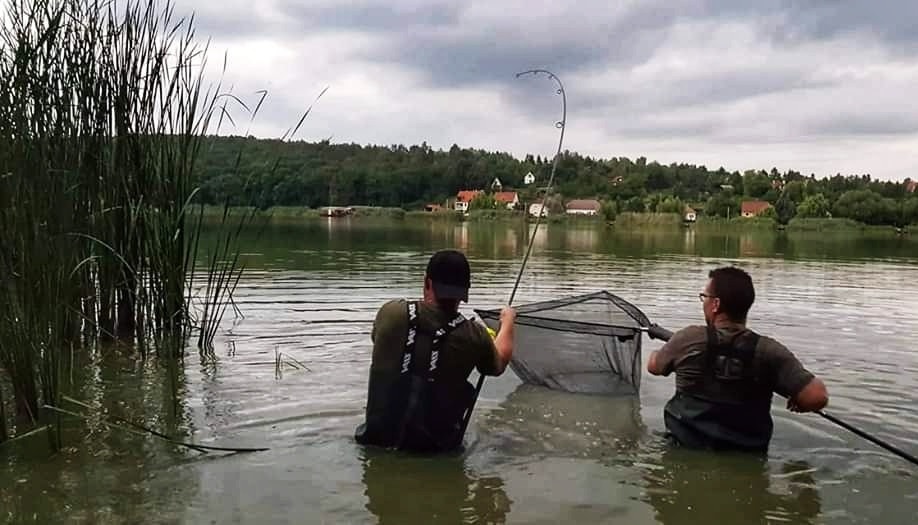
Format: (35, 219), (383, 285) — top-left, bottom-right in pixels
(3, 219), (918, 524)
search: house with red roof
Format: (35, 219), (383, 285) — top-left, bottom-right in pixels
(741, 200), (772, 218)
(565, 199), (602, 216)
(905, 178), (917, 193)
(454, 190), (483, 213)
(493, 191), (520, 210)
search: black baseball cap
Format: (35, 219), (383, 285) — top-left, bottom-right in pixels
(426, 249), (471, 302)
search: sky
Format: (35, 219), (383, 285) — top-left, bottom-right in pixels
(172, 0), (918, 181)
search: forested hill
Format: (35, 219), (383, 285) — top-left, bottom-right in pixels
(193, 136), (918, 225)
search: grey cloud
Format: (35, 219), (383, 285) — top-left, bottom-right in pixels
(168, 0), (918, 180)
(282, 2), (460, 33)
(805, 113), (918, 137)
(778, 1), (918, 46)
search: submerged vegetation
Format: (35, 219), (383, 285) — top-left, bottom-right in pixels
(0, 0), (274, 448)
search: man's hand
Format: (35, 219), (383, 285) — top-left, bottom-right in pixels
(500, 306), (516, 326)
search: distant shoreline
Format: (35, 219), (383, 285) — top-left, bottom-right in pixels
(197, 205), (911, 235)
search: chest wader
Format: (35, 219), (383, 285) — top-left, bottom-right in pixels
(388, 301), (473, 453)
(664, 325), (774, 452)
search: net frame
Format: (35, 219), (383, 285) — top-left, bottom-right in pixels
(474, 291), (650, 396)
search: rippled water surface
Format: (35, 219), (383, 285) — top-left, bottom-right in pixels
(3, 220), (918, 524)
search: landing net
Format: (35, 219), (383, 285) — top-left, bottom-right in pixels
(474, 291), (648, 396)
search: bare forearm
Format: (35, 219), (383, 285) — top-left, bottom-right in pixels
(788, 377), (829, 412)
(493, 324), (514, 373)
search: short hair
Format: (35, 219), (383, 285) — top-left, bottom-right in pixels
(708, 266), (755, 322)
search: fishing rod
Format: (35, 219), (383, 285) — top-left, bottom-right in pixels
(640, 324), (918, 467)
(459, 68), (567, 438)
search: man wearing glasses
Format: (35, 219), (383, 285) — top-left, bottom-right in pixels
(647, 266), (829, 452)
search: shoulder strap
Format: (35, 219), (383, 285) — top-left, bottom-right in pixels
(398, 303), (466, 377)
(400, 301), (420, 375)
(427, 312), (466, 377)
(705, 324), (760, 382)
(394, 303), (466, 450)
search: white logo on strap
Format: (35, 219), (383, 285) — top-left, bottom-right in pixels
(401, 353), (411, 373)
(430, 350), (439, 371)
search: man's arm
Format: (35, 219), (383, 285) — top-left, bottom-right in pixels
(490, 307), (515, 374)
(787, 377), (829, 412)
(475, 307), (515, 376)
(647, 327), (699, 376)
(768, 340), (829, 413)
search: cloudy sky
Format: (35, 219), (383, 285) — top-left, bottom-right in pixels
(173, 0), (918, 181)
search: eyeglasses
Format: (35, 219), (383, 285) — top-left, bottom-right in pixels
(698, 293), (716, 302)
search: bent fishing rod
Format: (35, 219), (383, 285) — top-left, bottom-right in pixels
(639, 324), (918, 468)
(459, 68), (567, 437)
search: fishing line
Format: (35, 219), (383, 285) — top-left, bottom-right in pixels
(507, 69), (567, 306)
(460, 69), (568, 437)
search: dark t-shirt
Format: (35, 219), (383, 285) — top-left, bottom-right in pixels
(356, 299), (501, 448)
(655, 323), (815, 401)
(655, 323), (816, 451)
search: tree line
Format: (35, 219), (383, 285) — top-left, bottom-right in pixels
(193, 136), (918, 226)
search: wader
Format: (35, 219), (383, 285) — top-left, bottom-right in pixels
(356, 301), (474, 453)
(664, 325), (774, 452)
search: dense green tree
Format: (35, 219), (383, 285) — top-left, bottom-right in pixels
(704, 191), (741, 218)
(774, 193), (796, 225)
(188, 136), (914, 227)
(743, 170), (771, 198)
(796, 194), (831, 218)
(833, 190), (898, 225)
(470, 193), (498, 210)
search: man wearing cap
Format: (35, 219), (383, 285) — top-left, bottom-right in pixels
(354, 249), (516, 453)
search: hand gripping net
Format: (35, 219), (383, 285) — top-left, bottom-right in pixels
(475, 291), (650, 396)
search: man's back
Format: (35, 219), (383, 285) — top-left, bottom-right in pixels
(647, 266), (828, 452)
(356, 299), (500, 451)
(654, 323), (816, 451)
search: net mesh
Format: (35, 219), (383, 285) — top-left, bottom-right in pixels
(475, 291), (647, 396)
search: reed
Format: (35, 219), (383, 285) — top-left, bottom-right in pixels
(0, 0), (283, 447)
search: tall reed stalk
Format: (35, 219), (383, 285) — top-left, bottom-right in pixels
(0, 0), (262, 447)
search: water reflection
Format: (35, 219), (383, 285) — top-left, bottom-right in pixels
(0, 348), (201, 524)
(361, 449), (512, 524)
(642, 447), (822, 525)
(483, 384), (645, 459)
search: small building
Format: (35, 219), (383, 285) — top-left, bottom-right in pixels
(523, 171), (536, 185)
(454, 190), (482, 213)
(906, 178), (917, 193)
(425, 203), (442, 212)
(741, 200), (772, 218)
(490, 178), (503, 191)
(565, 199), (602, 216)
(528, 202), (547, 218)
(493, 191), (520, 210)
(320, 206), (354, 218)
(684, 206), (697, 222)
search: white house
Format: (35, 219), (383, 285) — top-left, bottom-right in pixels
(684, 206), (697, 222)
(528, 202), (547, 218)
(490, 177), (503, 191)
(523, 171), (535, 185)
